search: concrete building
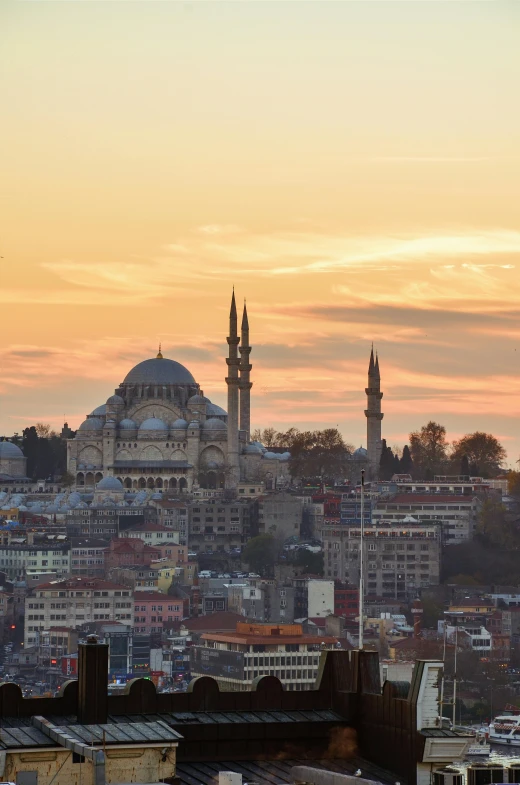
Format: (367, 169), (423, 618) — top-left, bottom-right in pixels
(293, 577), (335, 620)
(0, 541), (71, 581)
(158, 498), (189, 545)
(133, 590), (184, 634)
(258, 493), (303, 540)
(104, 537), (160, 570)
(189, 621), (343, 691)
(123, 521), (180, 547)
(322, 519), (442, 599)
(372, 493), (481, 542)
(70, 537), (107, 577)
(24, 577), (133, 647)
(108, 564), (160, 592)
(66, 504), (158, 539)
(189, 498), (256, 552)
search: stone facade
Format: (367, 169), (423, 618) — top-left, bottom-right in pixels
(365, 347), (384, 480)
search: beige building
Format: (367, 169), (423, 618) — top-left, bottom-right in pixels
(372, 493), (480, 542)
(258, 493), (303, 540)
(24, 577), (133, 647)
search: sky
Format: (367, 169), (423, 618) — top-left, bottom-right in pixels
(1, 1), (519, 465)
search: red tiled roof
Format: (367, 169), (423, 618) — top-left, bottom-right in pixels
(181, 611), (244, 632)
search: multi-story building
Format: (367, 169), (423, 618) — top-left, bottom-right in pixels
(340, 492), (374, 526)
(189, 621), (343, 691)
(104, 537), (160, 570)
(157, 500), (189, 545)
(66, 506), (157, 539)
(123, 522), (180, 547)
(24, 577), (133, 647)
(70, 537), (106, 577)
(292, 577), (335, 620)
(371, 493), (481, 542)
(133, 591), (184, 634)
(334, 583), (359, 619)
(0, 542), (71, 581)
(258, 493), (302, 540)
(189, 498), (256, 553)
(263, 582), (295, 623)
(322, 519), (442, 599)
(107, 564), (160, 591)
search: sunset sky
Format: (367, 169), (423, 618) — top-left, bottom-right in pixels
(1, 1), (519, 464)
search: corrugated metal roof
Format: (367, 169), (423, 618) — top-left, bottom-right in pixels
(50, 720), (182, 745)
(0, 725), (54, 749)
(124, 710), (346, 726)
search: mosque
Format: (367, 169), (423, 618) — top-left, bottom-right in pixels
(67, 294), (291, 492)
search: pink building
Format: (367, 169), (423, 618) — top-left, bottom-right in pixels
(133, 591), (183, 634)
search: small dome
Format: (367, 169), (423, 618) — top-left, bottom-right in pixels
(251, 441), (267, 452)
(96, 476), (124, 492)
(151, 492), (163, 500)
(353, 446), (368, 458)
(263, 451), (280, 460)
(78, 418), (104, 431)
(90, 404), (107, 417)
(45, 504), (59, 513)
(0, 442), (24, 459)
(107, 394), (124, 404)
(206, 403), (227, 417)
(171, 418), (188, 430)
(188, 394), (209, 405)
(140, 417), (168, 431)
(119, 418), (138, 430)
(103, 498), (117, 508)
(244, 444), (263, 455)
(279, 452), (291, 462)
(188, 420), (200, 429)
(203, 418), (227, 431)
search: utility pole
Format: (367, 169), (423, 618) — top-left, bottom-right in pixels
(358, 469), (365, 649)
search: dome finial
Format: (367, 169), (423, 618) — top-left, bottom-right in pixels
(157, 342), (163, 359)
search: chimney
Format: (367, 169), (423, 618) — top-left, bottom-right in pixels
(78, 634), (109, 724)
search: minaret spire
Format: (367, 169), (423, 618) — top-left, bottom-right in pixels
(239, 300), (253, 442)
(226, 290), (241, 487)
(365, 346), (384, 481)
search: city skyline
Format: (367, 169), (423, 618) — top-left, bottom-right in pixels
(1, 2), (519, 463)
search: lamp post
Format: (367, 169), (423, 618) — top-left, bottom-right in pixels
(358, 469), (365, 650)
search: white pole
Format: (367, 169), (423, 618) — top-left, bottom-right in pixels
(358, 469), (365, 650)
(452, 626), (458, 727)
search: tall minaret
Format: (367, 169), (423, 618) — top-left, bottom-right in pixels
(365, 346), (384, 479)
(226, 290), (241, 487)
(239, 302), (253, 442)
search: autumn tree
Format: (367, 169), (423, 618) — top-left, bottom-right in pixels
(409, 421), (449, 479)
(477, 499), (519, 550)
(508, 471), (520, 499)
(451, 432), (506, 478)
(242, 534), (278, 576)
(289, 429), (353, 481)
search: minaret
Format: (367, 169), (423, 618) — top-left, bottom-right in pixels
(364, 346), (384, 480)
(239, 301), (253, 442)
(226, 290), (241, 487)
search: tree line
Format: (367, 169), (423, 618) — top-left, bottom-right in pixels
(8, 423), (74, 480)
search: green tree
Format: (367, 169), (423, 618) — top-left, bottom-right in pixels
(409, 421), (449, 479)
(508, 471), (520, 498)
(242, 534), (277, 576)
(451, 432), (506, 478)
(399, 445), (413, 474)
(61, 471), (75, 488)
(294, 549), (324, 576)
(477, 499), (519, 550)
(379, 439), (396, 480)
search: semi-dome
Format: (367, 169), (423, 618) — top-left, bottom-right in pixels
(124, 357), (195, 385)
(206, 403), (227, 416)
(96, 476), (124, 492)
(139, 417), (168, 431)
(188, 394), (208, 405)
(0, 442), (24, 459)
(119, 418), (138, 430)
(90, 404), (107, 417)
(78, 418), (104, 431)
(203, 418), (227, 431)
(171, 418), (188, 430)
(244, 443), (263, 455)
(107, 394), (124, 404)
(263, 451), (280, 460)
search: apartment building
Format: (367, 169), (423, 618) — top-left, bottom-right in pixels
(66, 506), (157, 539)
(189, 621), (342, 691)
(24, 577), (133, 647)
(322, 519), (442, 599)
(292, 577), (335, 620)
(258, 494), (302, 540)
(123, 522), (180, 547)
(372, 493), (480, 542)
(133, 591), (184, 634)
(157, 500), (189, 545)
(0, 542), (71, 581)
(70, 537), (106, 577)
(104, 537), (160, 570)
(189, 499), (256, 552)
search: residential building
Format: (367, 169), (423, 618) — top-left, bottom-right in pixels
(257, 493), (303, 540)
(24, 577), (133, 647)
(263, 582), (296, 623)
(104, 536), (160, 570)
(81, 620), (134, 677)
(322, 519), (442, 599)
(0, 541), (71, 581)
(107, 564), (160, 591)
(372, 493), (481, 541)
(188, 498), (256, 553)
(66, 505), (158, 539)
(123, 521), (180, 547)
(157, 499), (189, 545)
(334, 583), (359, 618)
(340, 492), (374, 526)
(189, 621), (343, 691)
(70, 537), (106, 577)
(133, 590), (184, 634)
(293, 577), (335, 620)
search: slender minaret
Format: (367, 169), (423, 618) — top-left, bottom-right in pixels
(239, 301), (253, 442)
(365, 346), (384, 479)
(226, 290), (241, 487)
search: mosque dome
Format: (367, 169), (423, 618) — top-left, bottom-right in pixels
(171, 418), (188, 430)
(0, 442), (24, 459)
(96, 476), (124, 492)
(107, 394), (124, 405)
(279, 452), (291, 462)
(263, 451), (280, 460)
(124, 357), (195, 386)
(139, 417), (168, 431)
(206, 403), (227, 417)
(188, 394), (208, 405)
(90, 404), (107, 417)
(353, 446), (368, 458)
(78, 418), (104, 431)
(203, 418), (227, 431)
(119, 418), (138, 430)
(244, 444), (263, 455)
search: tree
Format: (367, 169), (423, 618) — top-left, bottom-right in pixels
(409, 421), (449, 479)
(294, 549), (324, 576)
(379, 440), (396, 481)
(61, 471), (75, 488)
(399, 445), (413, 474)
(459, 454), (470, 476)
(242, 534), (277, 576)
(477, 499), (519, 550)
(508, 471), (520, 499)
(451, 432), (506, 478)
(35, 422), (54, 438)
(250, 427), (279, 447)
(289, 429), (353, 482)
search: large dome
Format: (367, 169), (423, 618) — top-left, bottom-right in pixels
(0, 442), (24, 459)
(124, 357), (195, 385)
